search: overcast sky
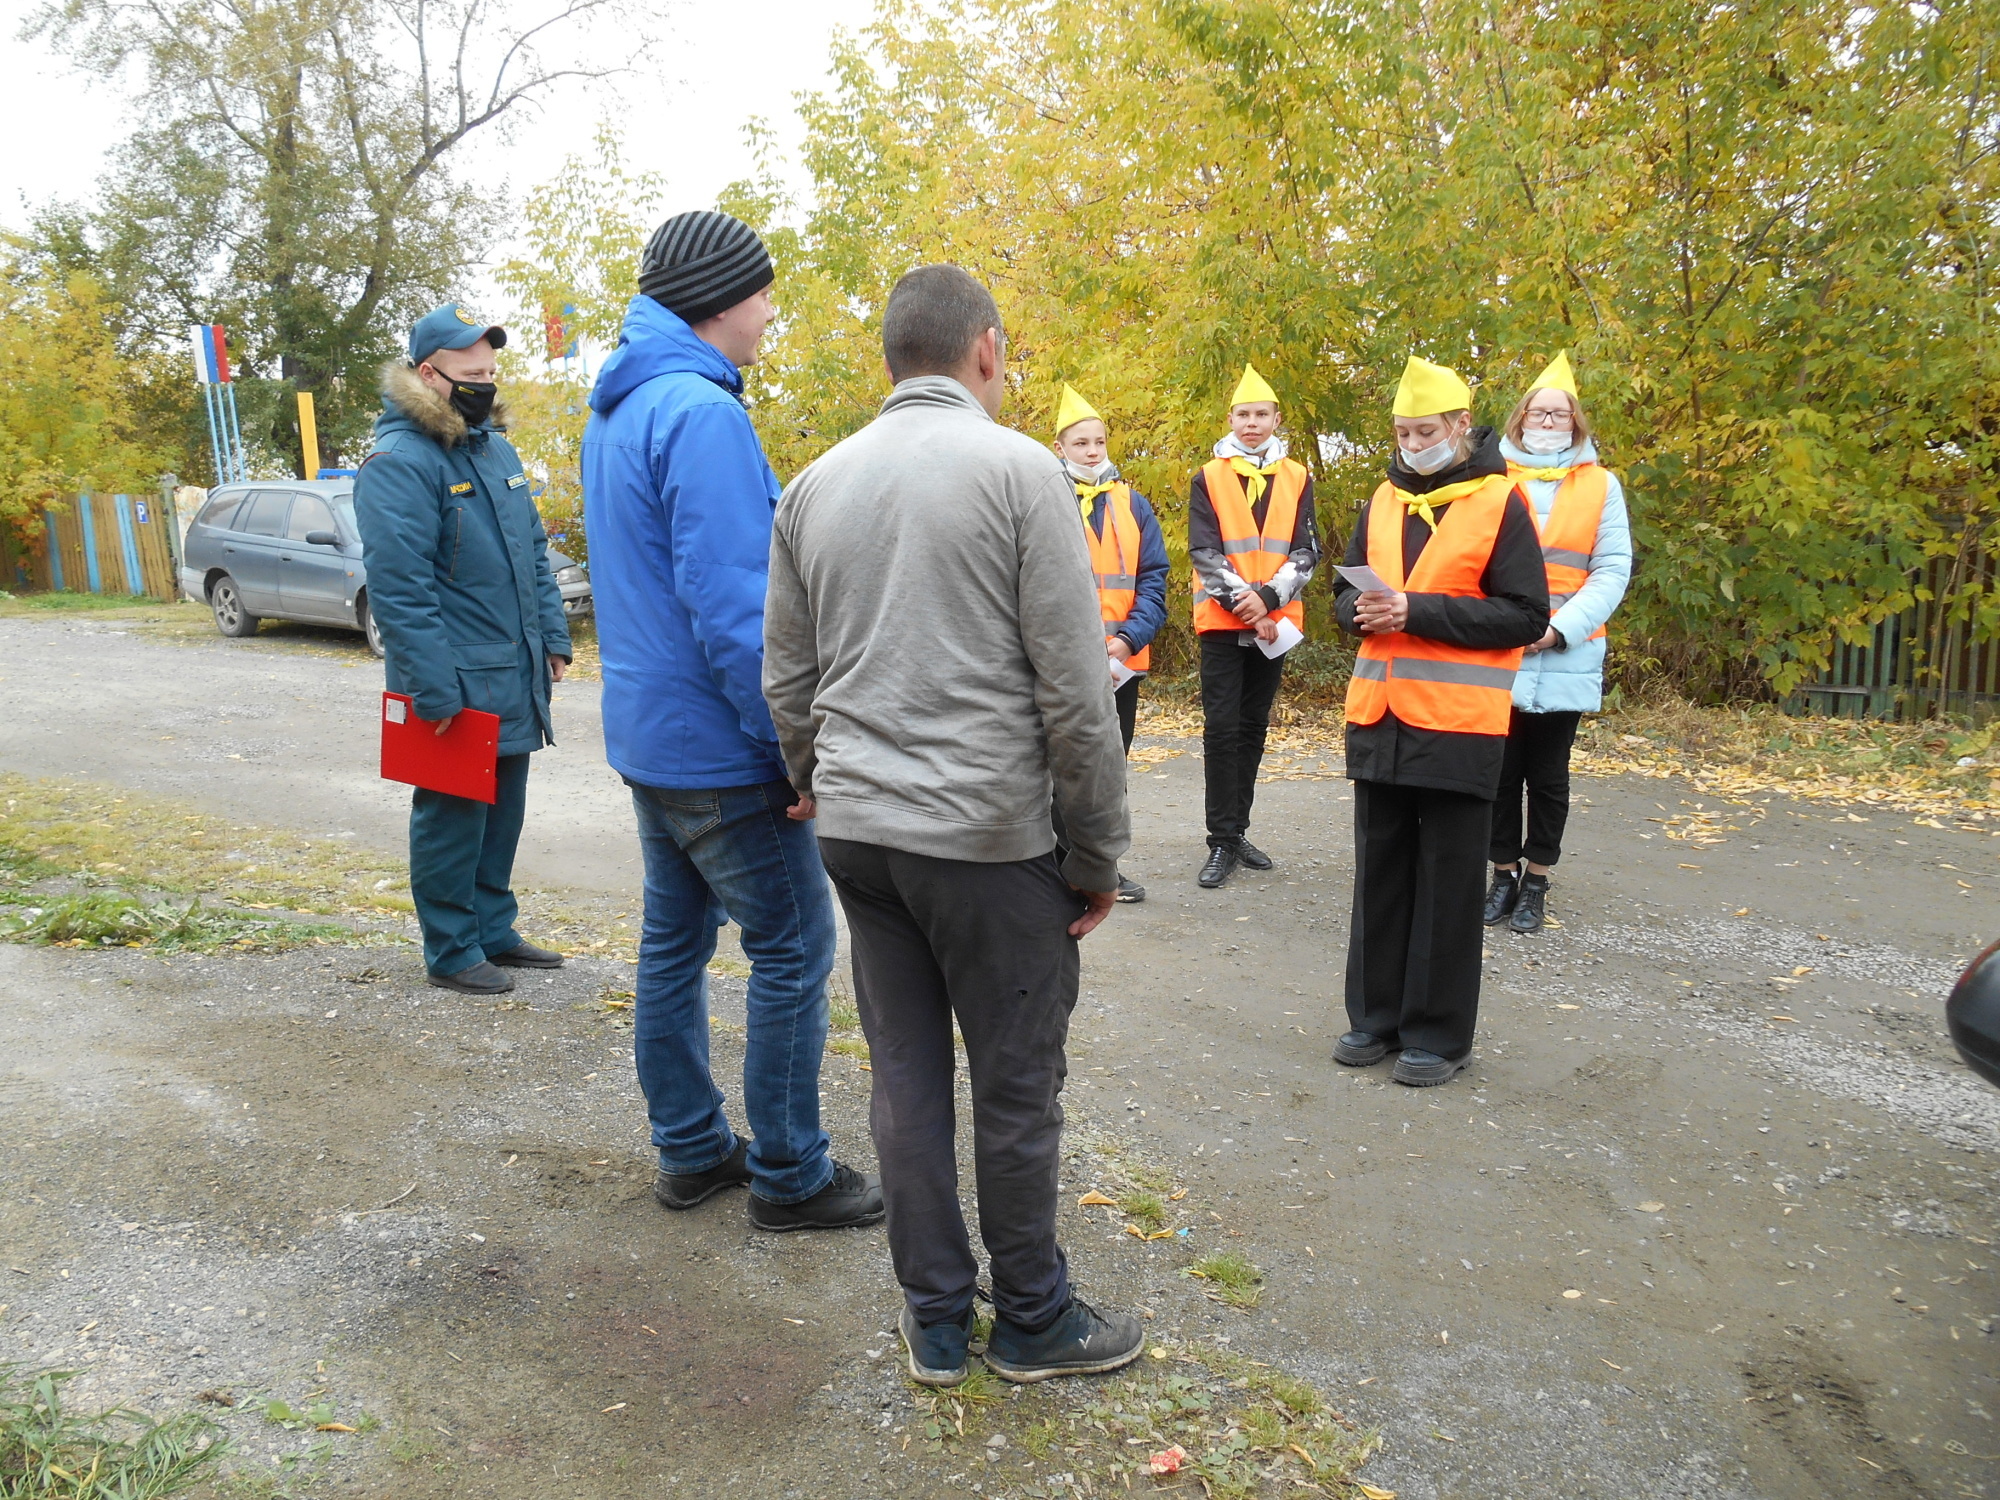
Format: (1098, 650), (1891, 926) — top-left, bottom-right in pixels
(0, 0), (878, 273)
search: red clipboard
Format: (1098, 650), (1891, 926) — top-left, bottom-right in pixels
(380, 692), (500, 803)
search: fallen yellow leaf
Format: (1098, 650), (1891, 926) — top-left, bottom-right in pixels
(1771, 1015), (1797, 1023)
(1168, 1188), (1188, 1201)
(1555, 1003), (1581, 1010)
(316, 1422), (358, 1433)
(1078, 1191), (1118, 1207)
(1357, 1486), (1397, 1500)
(1562, 1289), (1583, 1299)
(1791, 966), (1813, 976)
(1635, 1201), (1666, 1213)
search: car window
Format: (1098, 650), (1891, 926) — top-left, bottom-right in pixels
(198, 492), (250, 530)
(287, 493), (337, 542)
(238, 490), (293, 538)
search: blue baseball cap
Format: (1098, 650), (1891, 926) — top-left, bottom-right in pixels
(408, 303), (508, 363)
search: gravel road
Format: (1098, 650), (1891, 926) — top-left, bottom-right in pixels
(2, 607), (1996, 1499)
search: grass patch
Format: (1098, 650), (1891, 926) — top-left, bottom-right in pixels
(1, 590), (161, 613)
(1186, 1250), (1264, 1310)
(898, 1341), (1383, 1497)
(826, 989), (869, 1063)
(0, 774), (408, 918)
(0, 1363), (229, 1497)
(0, 893), (348, 953)
(1117, 1190), (1167, 1233)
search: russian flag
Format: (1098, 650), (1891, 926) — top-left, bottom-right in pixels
(189, 324), (231, 384)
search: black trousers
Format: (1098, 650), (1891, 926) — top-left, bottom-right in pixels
(1114, 675), (1140, 754)
(817, 837), (1082, 1332)
(1489, 709), (1583, 867)
(1345, 779), (1490, 1060)
(1199, 635), (1285, 846)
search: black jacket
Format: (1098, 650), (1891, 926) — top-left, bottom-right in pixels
(1334, 428), (1549, 798)
(1188, 463), (1320, 619)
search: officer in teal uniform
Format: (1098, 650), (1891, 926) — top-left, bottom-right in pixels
(356, 305), (573, 994)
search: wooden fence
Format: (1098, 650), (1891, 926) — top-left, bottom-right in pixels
(1796, 548), (2000, 721)
(2, 492), (182, 602)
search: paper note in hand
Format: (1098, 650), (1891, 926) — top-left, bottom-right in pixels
(1335, 563), (1393, 594)
(1108, 657), (1137, 688)
(1256, 617), (1305, 659)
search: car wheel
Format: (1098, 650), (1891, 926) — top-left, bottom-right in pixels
(357, 593), (385, 659)
(210, 575), (260, 638)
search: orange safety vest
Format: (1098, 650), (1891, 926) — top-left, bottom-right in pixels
(1084, 483), (1151, 673)
(1190, 458), (1309, 635)
(1507, 460), (1609, 643)
(1344, 475), (1524, 736)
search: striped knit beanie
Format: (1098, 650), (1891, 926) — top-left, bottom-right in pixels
(637, 211), (774, 325)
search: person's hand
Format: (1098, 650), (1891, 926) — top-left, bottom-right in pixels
(432, 714), (456, 737)
(786, 794), (817, 821)
(1354, 589), (1409, 634)
(1523, 625), (1559, 655)
(549, 655), (569, 682)
(1231, 590), (1269, 626)
(1254, 617), (1279, 643)
(1106, 636), (1133, 663)
(1069, 887), (1117, 938)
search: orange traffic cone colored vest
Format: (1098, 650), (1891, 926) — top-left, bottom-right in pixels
(1086, 483), (1151, 672)
(1505, 460), (1609, 643)
(1190, 458), (1309, 635)
(1344, 475), (1524, 735)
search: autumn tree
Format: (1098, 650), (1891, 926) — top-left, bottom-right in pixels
(28, 0), (649, 471)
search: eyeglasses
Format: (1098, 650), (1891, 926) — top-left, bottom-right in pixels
(1523, 407), (1574, 428)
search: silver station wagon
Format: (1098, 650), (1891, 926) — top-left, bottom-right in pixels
(180, 480), (589, 658)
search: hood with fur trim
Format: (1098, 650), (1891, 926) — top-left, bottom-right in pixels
(378, 360), (510, 449)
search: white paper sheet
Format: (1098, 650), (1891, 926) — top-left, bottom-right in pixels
(1256, 617), (1305, 659)
(1108, 657), (1137, 688)
(1335, 563), (1393, 594)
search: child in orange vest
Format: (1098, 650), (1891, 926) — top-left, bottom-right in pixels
(1188, 364), (1319, 890)
(1053, 385), (1169, 902)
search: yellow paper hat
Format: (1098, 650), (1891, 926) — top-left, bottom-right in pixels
(1392, 355), (1474, 418)
(1229, 363), (1279, 408)
(1053, 383), (1102, 438)
(1527, 350), (1578, 398)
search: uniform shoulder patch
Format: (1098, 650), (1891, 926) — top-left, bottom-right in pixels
(448, 481), (474, 495)
(506, 473), (528, 489)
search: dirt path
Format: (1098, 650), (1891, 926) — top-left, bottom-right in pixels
(3, 609), (1997, 1499)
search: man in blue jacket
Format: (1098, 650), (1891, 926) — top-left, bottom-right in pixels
(581, 211), (882, 1234)
(356, 305), (573, 996)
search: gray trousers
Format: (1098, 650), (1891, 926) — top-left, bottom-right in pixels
(817, 837), (1082, 1331)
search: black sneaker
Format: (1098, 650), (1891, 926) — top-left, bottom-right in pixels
(1392, 1048), (1472, 1087)
(1482, 869), (1520, 925)
(1510, 877), (1548, 933)
(654, 1138), (753, 1210)
(490, 940), (564, 968)
(1333, 1030), (1392, 1066)
(1197, 844), (1239, 889)
(748, 1161), (885, 1233)
(984, 1295), (1144, 1384)
(899, 1305), (971, 1387)
(1235, 838), (1274, 871)
(427, 960), (514, 995)
(1115, 874), (1146, 903)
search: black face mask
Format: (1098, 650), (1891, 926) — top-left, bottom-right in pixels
(447, 379), (497, 427)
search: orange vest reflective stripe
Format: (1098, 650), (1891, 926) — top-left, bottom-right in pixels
(1190, 458), (1309, 635)
(1507, 460), (1609, 643)
(1085, 483), (1150, 673)
(1344, 475), (1523, 736)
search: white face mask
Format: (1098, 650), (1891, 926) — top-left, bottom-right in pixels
(1401, 435), (1458, 475)
(1520, 426), (1574, 455)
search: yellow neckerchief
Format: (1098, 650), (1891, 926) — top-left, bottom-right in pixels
(1075, 479), (1118, 524)
(1227, 455), (1283, 506)
(1513, 464), (1574, 482)
(1390, 475), (1487, 532)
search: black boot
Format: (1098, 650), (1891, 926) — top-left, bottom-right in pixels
(1510, 875), (1549, 933)
(748, 1161), (885, 1232)
(1482, 868), (1520, 925)
(1234, 838), (1274, 871)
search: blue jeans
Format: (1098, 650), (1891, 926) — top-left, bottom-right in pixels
(409, 752), (529, 975)
(628, 779), (836, 1204)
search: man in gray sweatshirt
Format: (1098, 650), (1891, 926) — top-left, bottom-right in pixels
(764, 264), (1140, 1389)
